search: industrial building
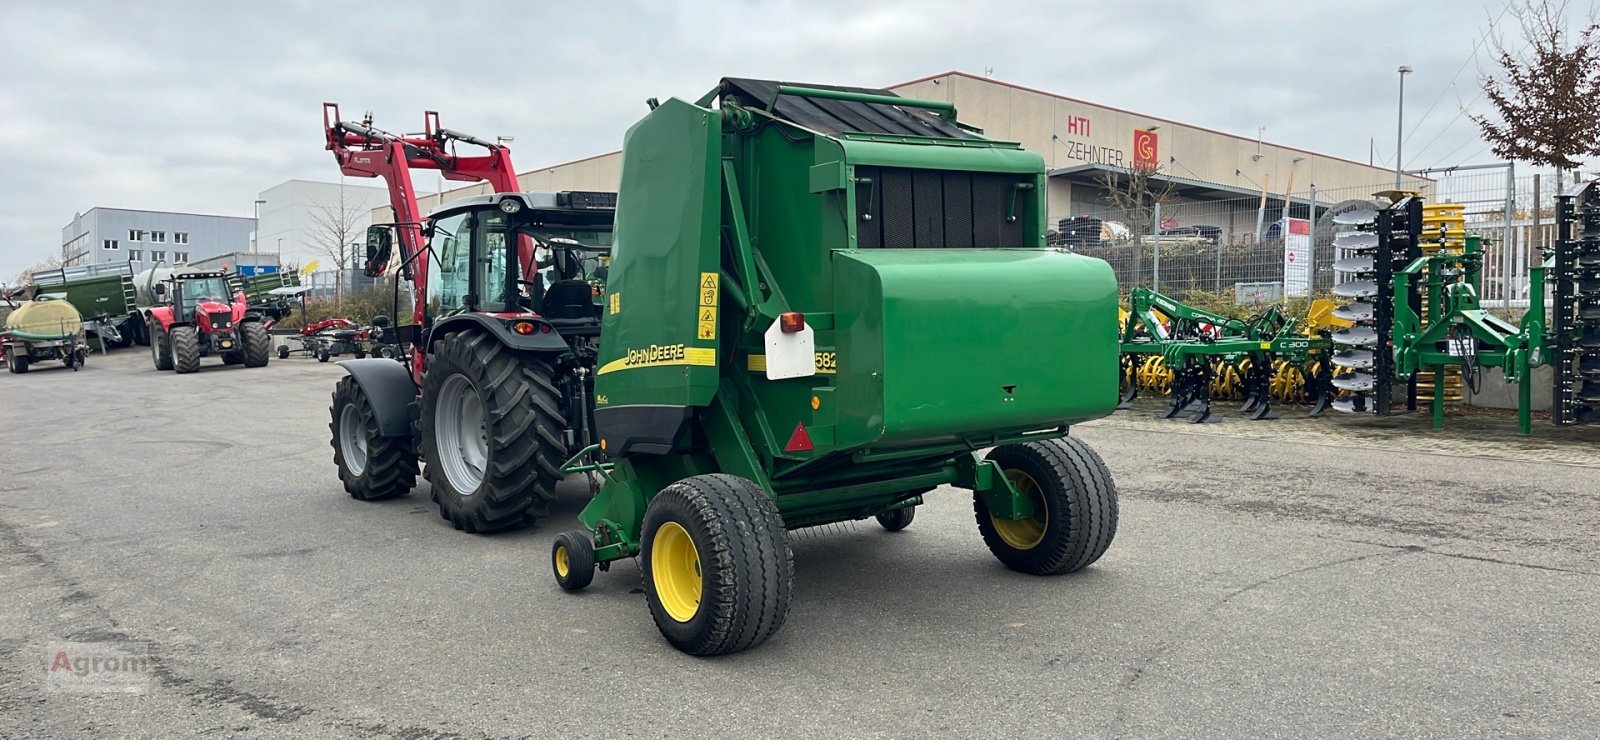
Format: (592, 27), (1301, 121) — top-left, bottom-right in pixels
(397, 71), (1424, 241)
(59, 207), (255, 270)
(254, 179), (390, 269)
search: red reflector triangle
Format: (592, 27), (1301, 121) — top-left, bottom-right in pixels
(784, 421), (814, 452)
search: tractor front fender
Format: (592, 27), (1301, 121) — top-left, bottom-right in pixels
(146, 306), (176, 331)
(427, 313), (569, 354)
(338, 358), (418, 438)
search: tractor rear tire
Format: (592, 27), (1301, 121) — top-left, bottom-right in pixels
(241, 322), (271, 367)
(642, 474), (793, 656)
(7, 352), (28, 374)
(875, 506), (916, 532)
(150, 322), (174, 371)
(330, 376), (418, 501)
(976, 437), (1118, 576)
(420, 332), (566, 533)
(551, 530), (596, 592)
(171, 326), (201, 374)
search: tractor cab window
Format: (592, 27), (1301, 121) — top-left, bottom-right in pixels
(518, 225), (613, 286)
(476, 211), (515, 313)
(429, 212), (472, 313)
(180, 277), (230, 310)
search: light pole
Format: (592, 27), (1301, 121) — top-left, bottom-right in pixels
(253, 199), (266, 254)
(1395, 65), (1412, 188)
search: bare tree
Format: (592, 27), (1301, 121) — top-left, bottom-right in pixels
(11, 256), (63, 287)
(306, 184), (366, 300)
(1471, 0), (1600, 189)
(1097, 164), (1178, 284)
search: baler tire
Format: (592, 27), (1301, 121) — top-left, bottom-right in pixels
(171, 326), (201, 374)
(976, 437), (1118, 576)
(551, 530), (596, 592)
(329, 375), (418, 501)
(420, 332), (566, 533)
(875, 506), (916, 532)
(642, 474), (793, 656)
(241, 322), (271, 367)
(150, 322), (174, 371)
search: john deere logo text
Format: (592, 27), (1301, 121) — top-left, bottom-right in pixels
(626, 344), (686, 367)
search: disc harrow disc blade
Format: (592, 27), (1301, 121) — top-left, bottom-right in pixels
(1331, 397), (1368, 413)
(1332, 325), (1379, 346)
(1333, 256), (1375, 273)
(1332, 373), (1376, 392)
(1332, 302), (1375, 321)
(1334, 231), (1379, 249)
(1333, 280), (1378, 298)
(1331, 349), (1375, 369)
(1334, 208), (1378, 225)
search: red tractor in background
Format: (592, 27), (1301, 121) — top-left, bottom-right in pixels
(146, 270), (272, 373)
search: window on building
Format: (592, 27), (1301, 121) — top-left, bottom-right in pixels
(175, 252), (188, 262)
(129, 249), (142, 261)
(152, 250), (166, 262)
(102, 239), (119, 250)
(174, 232), (189, 244)
(128, 229), (143, 241)
(151, 231), (166, 243)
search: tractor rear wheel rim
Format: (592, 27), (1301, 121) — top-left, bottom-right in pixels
(652, 521), (702, 623)
(993, 469), (1049, 550)
(339, 403), (368, 476)
(435, 374), (488, 494)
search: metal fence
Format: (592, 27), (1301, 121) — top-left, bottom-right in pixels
(1057, 163), (1575, 312)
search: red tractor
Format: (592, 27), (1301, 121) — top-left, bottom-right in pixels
(146, 270), (272, 373)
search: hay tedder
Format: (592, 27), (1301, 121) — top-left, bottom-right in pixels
(548, 79), (1121, 655)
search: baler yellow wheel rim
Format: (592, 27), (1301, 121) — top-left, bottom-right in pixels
(554, 544), (571, 578)
(652, 521), (702, 623)
(992, 470), (1049, 550)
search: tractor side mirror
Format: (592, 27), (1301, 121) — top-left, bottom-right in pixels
(363, 226), (394, 278)
(154, 284), (167, 297)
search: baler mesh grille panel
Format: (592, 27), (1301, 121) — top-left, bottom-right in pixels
(854, 166), (1027, 249)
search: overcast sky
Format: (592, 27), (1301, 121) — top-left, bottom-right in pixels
(2, 0), (1594, 279)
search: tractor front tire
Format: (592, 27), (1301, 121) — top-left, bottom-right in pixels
(330, 376), (418, 501)
(642, 474), (794, 656)
(976, 437), (1118, 576)
(171, 326), (201, 374)
(240, 322), (271, 367)
(420, 332), (566, 533)
(150, 322), (174, 371)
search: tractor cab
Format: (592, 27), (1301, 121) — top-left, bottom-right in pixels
(364, 190), (614, 332)
(161, 272), (236, 323)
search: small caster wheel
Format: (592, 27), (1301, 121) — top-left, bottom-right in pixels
(875, 506), (915, 532)
(277, 345), (290, 359)
(316, 347), (331, 363)
(354, 347), (366, 359)
(552, 530), (596, 592)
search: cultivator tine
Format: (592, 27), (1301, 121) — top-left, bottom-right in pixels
(1117, 383), (1138, 410)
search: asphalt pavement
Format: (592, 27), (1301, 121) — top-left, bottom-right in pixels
(1, 349), (1596, 738)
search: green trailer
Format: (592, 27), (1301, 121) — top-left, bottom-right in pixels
(28, 263), (139, 348)
(551, 79), (1122, 655)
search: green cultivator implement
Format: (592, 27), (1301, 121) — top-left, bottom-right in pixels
(1118, 287), (1333, 422)
(551, 78), (1122, 655)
